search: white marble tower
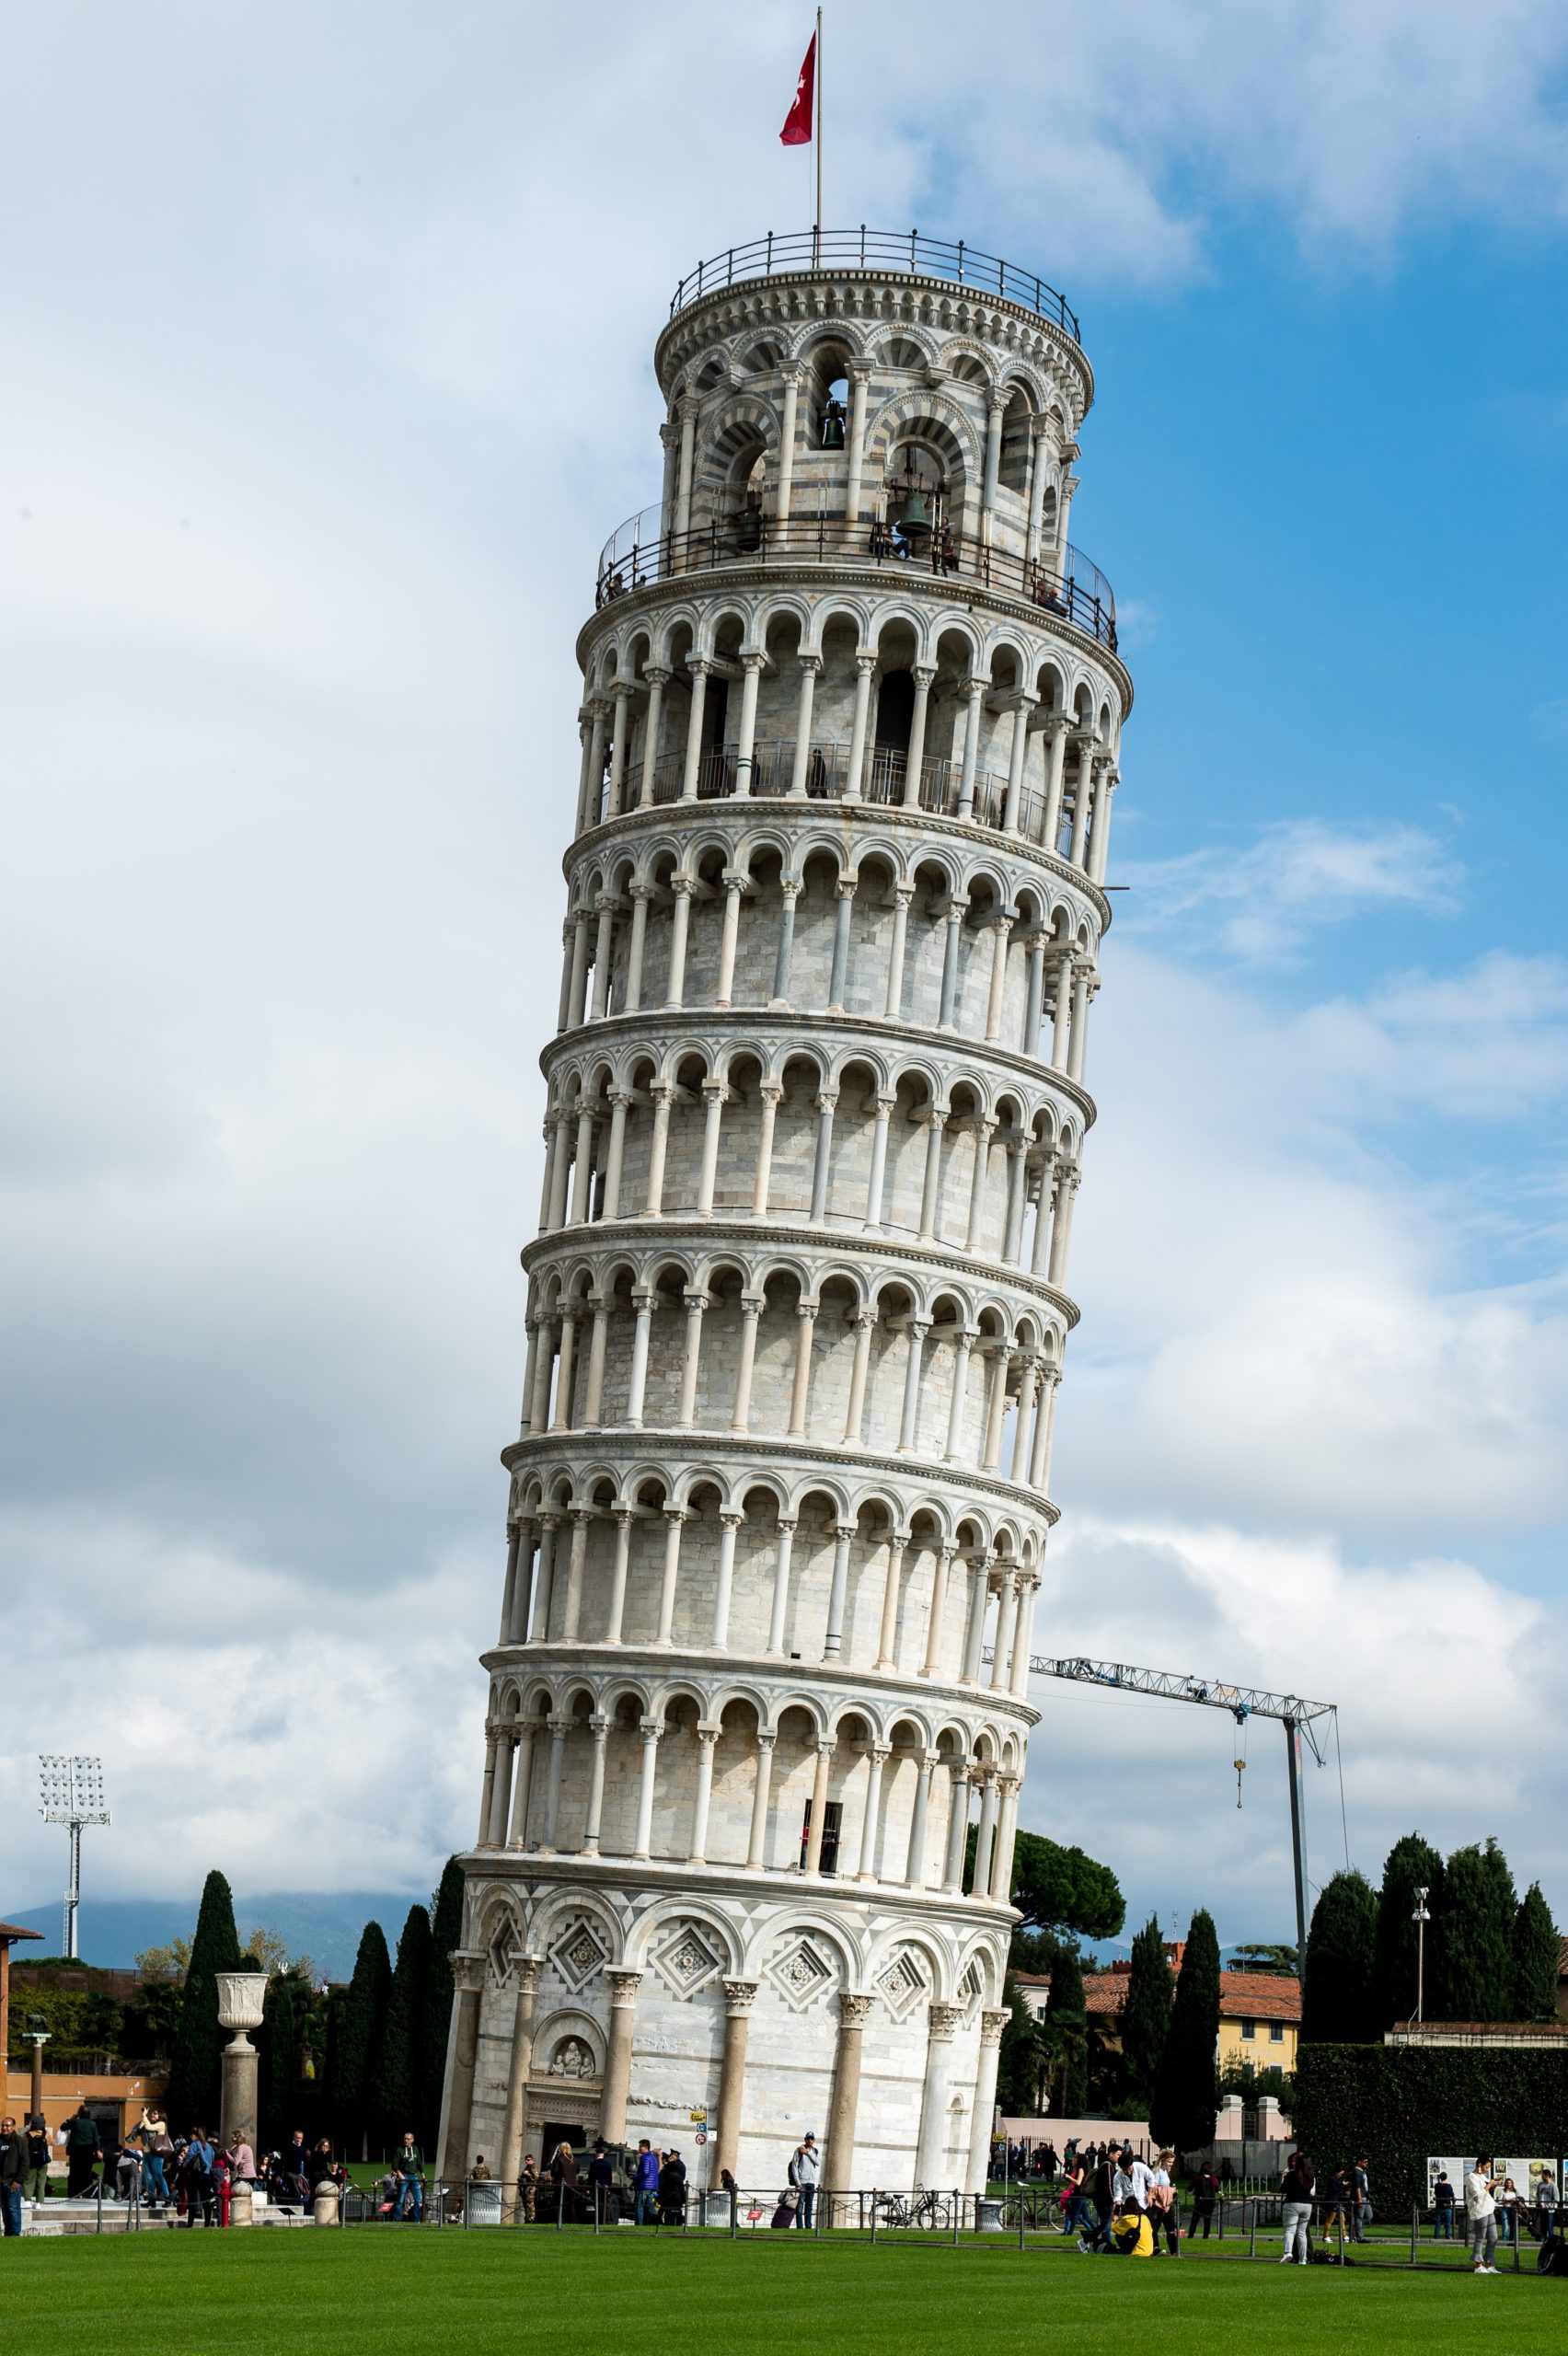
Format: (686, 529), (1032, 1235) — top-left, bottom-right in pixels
(438, 229), (1130, 2201)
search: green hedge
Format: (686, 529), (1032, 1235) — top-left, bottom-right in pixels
(1293, 2044), (1568, 2211)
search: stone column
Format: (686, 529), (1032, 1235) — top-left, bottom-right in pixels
(591, 889), (617, 1014)
(1001, 702), (1034, 835)
(678, 664), (709, 800)
(1026, 419), (1052, 561)
(1042, 714), (1070, 847)
(506, 1721), (536, 1847)
(775, 369), (801, 520)
(937, 898), (967, 1026)
(985, 913), (1015, 1039)
(971, 1768), (997, 1895)
(961, 1556), (992, 1683)
(823, 1521), (854, 1657)
(581, 1714), (611, 1853)
(788, 662), (820, 798)
(437, 1952), (485, 2184)
(824, 1992), (874, 2207)
(964, 1120), (996, 1253)
(884, 888), (913, 1018)
(956, 680), (984, 819)
(731, 1302), (763, 1433)
(605, 1506), (636, 1645)
(676, 1289), (709, 1427)
(600, 1968), (642, 2142)
(711, 1511), (744, 1646)
(714, 872), (745, 1005)
(789, 1302), (816, 1435)
(734, 653), (766, 797)
(826, 876), (857, 1009)
(844, 360), (872, 521)
(664, 874), (694, 1002)
(918, 1108), (946, 1241)
(981, 392), (1005, 525)
(943, 1327), (976, 1462)
(771, 878), (801, 1003)
(713, 1981), (758, 2182)
(845, 654), (877, 801)
(582, 1290), (610, 1426)
(914, 2003), (963, 2188)
(539, 1716), (570, 1854)
(632, 1718), (663, 1859)
(746, 1730), (778, 1866)
(561, 1504), (594, 1641)
(874, 1530), (908, 1670)
(856, 1746), (889, 1882)
(697, 1080), (728, 1214)
(989, 1575), (1019, 1692)
(802, 1738), (834, 1873)
(863, 1095), (895, 1230)
(498, 1955), (543, 2215)
(1068, 733), (1096, 867)
(624, 886), (652, 1010)
(965, 2010), (1009, 2193)
(655, 1507), (686, 1644)
(904, 1750), (935, 1885)
(940, 1761), (971, 1893)
(640, 671), (668, 808)
(531, 1513), (561, 1640)
(904, 665), (934, 803)
(990, 1776), (1020, 1901)
(840, 1309), (875, 1445)
(808, 1088), (837, 1218)
(216, 1972), (268, 2153)
(767, 1519), (797, 1653)
(752, 1085), (781, 1214)
(921, 1547), (955, 1677)
(1002, 1140), (1029, 1264)
(897, 1319), (929, 1452)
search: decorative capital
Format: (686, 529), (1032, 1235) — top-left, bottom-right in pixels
(450, 1949), (486, 1995)
(978, 2006), (1009, 2050)
(839, 1991), (875, 2030)
(723, 1977), (760, 2016)
(927, 2001), (963, 2042)
(516, 1954), (544, 1997)
(605, 1967), (642, 2005)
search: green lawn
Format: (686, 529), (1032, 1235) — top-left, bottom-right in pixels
(4, 2230), (1561, 2356)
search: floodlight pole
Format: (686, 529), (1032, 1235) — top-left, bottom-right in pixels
(1412, 1887), (1430, 2024)
(38, 1755), (110, 1960)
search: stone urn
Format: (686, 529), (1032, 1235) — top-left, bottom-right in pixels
(229, 2180), (254, 2228)
(312, 2181), (340, 2227)
(215, 1970), (269, 2153)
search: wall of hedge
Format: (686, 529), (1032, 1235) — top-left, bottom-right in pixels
(1293, 2045), (1568, 2212)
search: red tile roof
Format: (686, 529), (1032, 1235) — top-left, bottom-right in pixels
(1028, 1961), (1302, 2023)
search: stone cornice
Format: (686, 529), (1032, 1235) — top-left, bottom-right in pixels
(477, 1637), (1041, 1732)
(461, 1842), (1022, 1929)
(520, 1214), (1081, 1331)
(576, 559), (1133, 724)
(564, 790), (1115, 935)
(498, 1420), (1060, 1530)
(542, 1003), (1099, 1136)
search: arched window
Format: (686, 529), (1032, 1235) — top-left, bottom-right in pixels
(998, 391), (1032, 495)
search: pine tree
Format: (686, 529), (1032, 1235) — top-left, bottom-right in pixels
(1513, 1884), (1560, 2021)
(418, 1858), (465, 2152)
(1045, 1944), (1088, 2116)
(1302, 1870), (1379, 2042)
(1373, 1833), (1445, 2028)
(332, 1921), (392, 2160)
(1435, 1839), (1516, 2021)
(259, 1974), (300, 2152)
(1121, 1915), (1173, 2102)
(165, 1869), (242, 2131)
(376, 1906), (433, 2151)
(1150, 1910), (1221, 2154)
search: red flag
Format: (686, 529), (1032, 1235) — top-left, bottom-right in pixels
(780, 33), (815, 145)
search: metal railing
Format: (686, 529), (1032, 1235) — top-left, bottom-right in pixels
(594, 509), (1115, 652)
(668, 228), (1080, 342)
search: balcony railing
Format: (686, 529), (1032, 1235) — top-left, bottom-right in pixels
(668, 227), (1080, 343)
(594, 507), (1116, 653)
(598, 734), (1045, 845)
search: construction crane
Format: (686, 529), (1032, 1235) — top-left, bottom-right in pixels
(1020, 1656), (1338, 1977)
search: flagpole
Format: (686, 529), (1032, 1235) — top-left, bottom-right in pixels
(814, 6), (823, 237)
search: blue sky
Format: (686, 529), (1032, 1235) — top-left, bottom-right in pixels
(3, 1), (1566, 1955)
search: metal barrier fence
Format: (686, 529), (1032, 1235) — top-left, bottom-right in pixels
(667, 229), (1081, 341)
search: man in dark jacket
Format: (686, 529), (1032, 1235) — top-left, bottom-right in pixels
(631, 2138), (659, 2225)
(21, 2117), (51, 2207)
(0, 2118), (26, 2236)
(64, 2106), (101, 2198)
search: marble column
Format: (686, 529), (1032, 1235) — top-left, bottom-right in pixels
(824, 1992), (874, 2209)
(965, 2009), (1009, 2194)
(914, 2002), (963, 2189)
(498, 1955), (543, 2214)
(712, 1979), (758, 2184)
(600, 1968), (642, 2142)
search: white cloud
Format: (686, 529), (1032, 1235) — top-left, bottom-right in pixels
(1120, 820), (1462, 962)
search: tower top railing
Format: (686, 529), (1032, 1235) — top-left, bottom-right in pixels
(668, 228), (1080, 344)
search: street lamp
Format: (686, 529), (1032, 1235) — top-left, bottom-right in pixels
(38, 1756), (110, 1960)
(24, 2014), (50, 2125)
(1412, 1886), (1431, 2025)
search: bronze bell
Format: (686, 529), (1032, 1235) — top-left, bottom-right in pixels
(898, 485), (931, 534)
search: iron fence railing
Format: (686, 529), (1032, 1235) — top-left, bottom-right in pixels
(668, 228), (1080, 342)
(594, 509), (1114, 652)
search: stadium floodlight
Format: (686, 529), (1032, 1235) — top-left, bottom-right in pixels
(38, 1754), (110, 1959)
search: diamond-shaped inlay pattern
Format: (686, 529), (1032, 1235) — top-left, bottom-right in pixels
(766, 1934), (836, 2014)
(649, 1920), (724, 2001)
(877, 1948), (930, 2021)
(487, 1917), (520, 1986)
(957, 1959), (984, 2021)
(548, 1916), (610, 1994)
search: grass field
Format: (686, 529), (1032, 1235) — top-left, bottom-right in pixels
(5, 2230), (1562, 2356)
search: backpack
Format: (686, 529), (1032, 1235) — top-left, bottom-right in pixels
(1110, 2212), (1153, 2257)
(1539, 2235), (1568, 2278)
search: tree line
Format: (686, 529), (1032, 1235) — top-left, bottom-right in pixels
(160, 1861), (464, 2156)
(1303, 1831), (1560, 2040)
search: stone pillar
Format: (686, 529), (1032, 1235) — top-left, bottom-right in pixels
(437, 1952), (485, 2184)
(752, 1086), (781, 1215)
(601, 1969), (642, 2142)
(633, 1718), (663, 1859)
(824, 1992), (874, 2207)
(803, 1738), (834, 1873)
(776, 370), (801, 520)
(905, 665), (935, 803)
(498, 1955), (543, 2215)
(713, 1980), (758, 2182)
(746, 1730), (777, 1865)
(856, 1745), (889, 1882)
(216, 1972), (268, 2153)
(788, 662), (820, 798)
(688, 1724), (720, 1861)
(914, 2003), (963, 2188)
(767, 1519), (797, 1653)
(734, 653), (766, 797)
(845, 361), (872, 521)
(772, 878), (801, 1003)
(904, 1750), (935, 1885)
(965, 2010), (1009, 2193)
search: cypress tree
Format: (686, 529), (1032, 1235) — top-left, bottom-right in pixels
(376, 1906), (433, 2151)
(1373, 1833), (1445, 2028)
(259, 1974), (299, 2152)
(1121, 1915), (1173, 2102)
(1045, 1944), (1088, 2116)
(1302, 1870), (1379, 2042)
(996, 1976), (1046, 2115)
(165, 1869), (242, 2131)
(333, 1921), (392, 2160)
(1150, 1910), (1221, 2155)
(1435, 1840), (1516, 2021)
(1513, 1883), (1561, 2022)
(418, 1858), (465, 2151)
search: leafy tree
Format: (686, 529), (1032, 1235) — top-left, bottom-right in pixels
(376, 1906), (433, 2149)
(1302, 1870), (1379, 2043)
(1374, 1833), (1445, 2029)
(1150, 1910), (1221, 2154)
(1434, 1840), (1516, 2021)
(1005, 1831), (1124, 1941)
(1227, 1943), (1299, 1977)
(165, 1871), (241, 2131)
(1121, 1915), (1173, 2102)
(419, 1858), (465, 2150)
(1008, 1926), (1065, 1978)
(240, 1925), (316, 1982)
(332, 1921), (392, 2160)
(134, 1936), (192, 1977)
(996, 1977), (1048, 2114)
(259, 1973), (301, 2152)
(1044, 1944), (1089, 2116)
(1513, 1883), (1561, 2022)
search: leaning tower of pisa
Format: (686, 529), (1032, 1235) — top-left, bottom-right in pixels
(438, 229), (1129, 2203)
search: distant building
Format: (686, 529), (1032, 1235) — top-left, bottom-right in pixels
(1012, 1944), (1301, 2077)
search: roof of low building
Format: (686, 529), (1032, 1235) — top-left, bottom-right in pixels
(1021, 1961), (1302, 2022)
(0, 1923), (44, 1944)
